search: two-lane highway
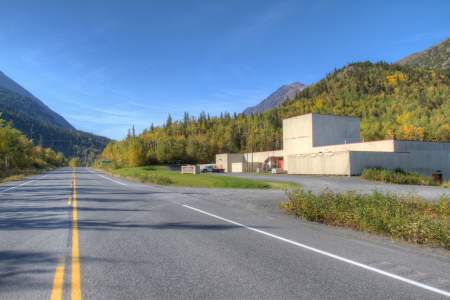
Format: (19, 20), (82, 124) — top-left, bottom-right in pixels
(0, 168), (449, 299)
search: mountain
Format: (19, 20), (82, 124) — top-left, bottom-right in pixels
(397, 37), (450, 69)
(243, 82), (306, 115)
(0, 71), (74, 130)
(0, 71), (109, 160)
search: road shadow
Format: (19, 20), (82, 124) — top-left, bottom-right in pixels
(0, 250), (57, 292)
(0, 250), (120, 293)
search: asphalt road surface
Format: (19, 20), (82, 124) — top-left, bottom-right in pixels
(0, 168), (449, 299)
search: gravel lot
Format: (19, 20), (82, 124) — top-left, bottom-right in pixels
(218, 173), (449, 202)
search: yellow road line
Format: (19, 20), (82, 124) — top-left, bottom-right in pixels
(68, 195), (72, 206)
(50, 259), (65, 300)
(71, 169), (82, 300)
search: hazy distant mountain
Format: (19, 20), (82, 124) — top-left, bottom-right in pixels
(243, 82), (306, 115)
(0, 70), (109, 159)
(397, 38), (450, 69)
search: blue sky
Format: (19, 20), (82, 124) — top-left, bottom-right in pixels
(0, 0), (448, 139)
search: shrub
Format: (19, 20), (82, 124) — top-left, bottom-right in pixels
(361, 168), (437, 186)
(141, 174), (173, 185)
(282, 188), (450, 249)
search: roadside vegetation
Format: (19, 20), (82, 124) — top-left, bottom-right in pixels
(361, 168), (447, 187)
(282, 188), (450, 249)
(0, 115), (65, 182)
(69, 157), (81, 168)
(0, 169), (43, 184)
(99, 165), (296, 189)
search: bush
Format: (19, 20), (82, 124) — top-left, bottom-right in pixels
(361, 168), (437, 186)
(141, 174), (173, 185)
(282, 188), (450, 249)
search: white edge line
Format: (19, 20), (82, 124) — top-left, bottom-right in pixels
(0, 180), (34, 193)
(0, 172), (50, 193)
(97, 174), (128, 186)
(88, 170), (128, 186)
(182, 204), (450, 298)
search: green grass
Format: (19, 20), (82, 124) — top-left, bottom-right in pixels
(100, 165), (297, 189)
(361, 168), (444, 186)
(282, 188), (450, 249)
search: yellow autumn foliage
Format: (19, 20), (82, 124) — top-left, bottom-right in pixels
(386, 71), (407, 86)
(397, 124), (425, 141)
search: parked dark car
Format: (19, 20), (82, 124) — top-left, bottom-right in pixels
(201, 165), (215, 173)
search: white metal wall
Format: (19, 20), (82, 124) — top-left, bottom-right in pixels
(287, 151), (351, 175)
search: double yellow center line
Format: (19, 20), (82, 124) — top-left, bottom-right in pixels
(50, 169), (82, 300)
(71, 170), (81, 300)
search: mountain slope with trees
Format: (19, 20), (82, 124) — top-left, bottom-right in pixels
(0, 71), (74, 129)
(279, 62), (449, 142)
(397, 38), (450, 69)
(0, 71), (109, 161)
(99, 61), (450, 167)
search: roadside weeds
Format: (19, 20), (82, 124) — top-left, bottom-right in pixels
(0, 168), (52, 184)
(281, 188), (450, 250)
(361, 168), (448, 188)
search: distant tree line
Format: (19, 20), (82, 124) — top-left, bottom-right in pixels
(0, 115), (65, 176)
(99, 62), (450, 168)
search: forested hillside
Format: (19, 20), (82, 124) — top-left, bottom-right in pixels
(279, 62), (450, 141)
(0, 87), (109, 162)
(0, 115), (65, 178)
(398, 38), (450, 69)
(99, 62), (450, 167)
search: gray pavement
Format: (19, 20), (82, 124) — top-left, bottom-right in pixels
(218, 173), (450, 201)
(0, 168), (449, 299)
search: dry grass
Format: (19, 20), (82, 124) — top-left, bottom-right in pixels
(0, 169), (42, 184)
(282, 188), (450, 249)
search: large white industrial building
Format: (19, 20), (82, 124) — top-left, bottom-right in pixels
(215, 113), (450, 179)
